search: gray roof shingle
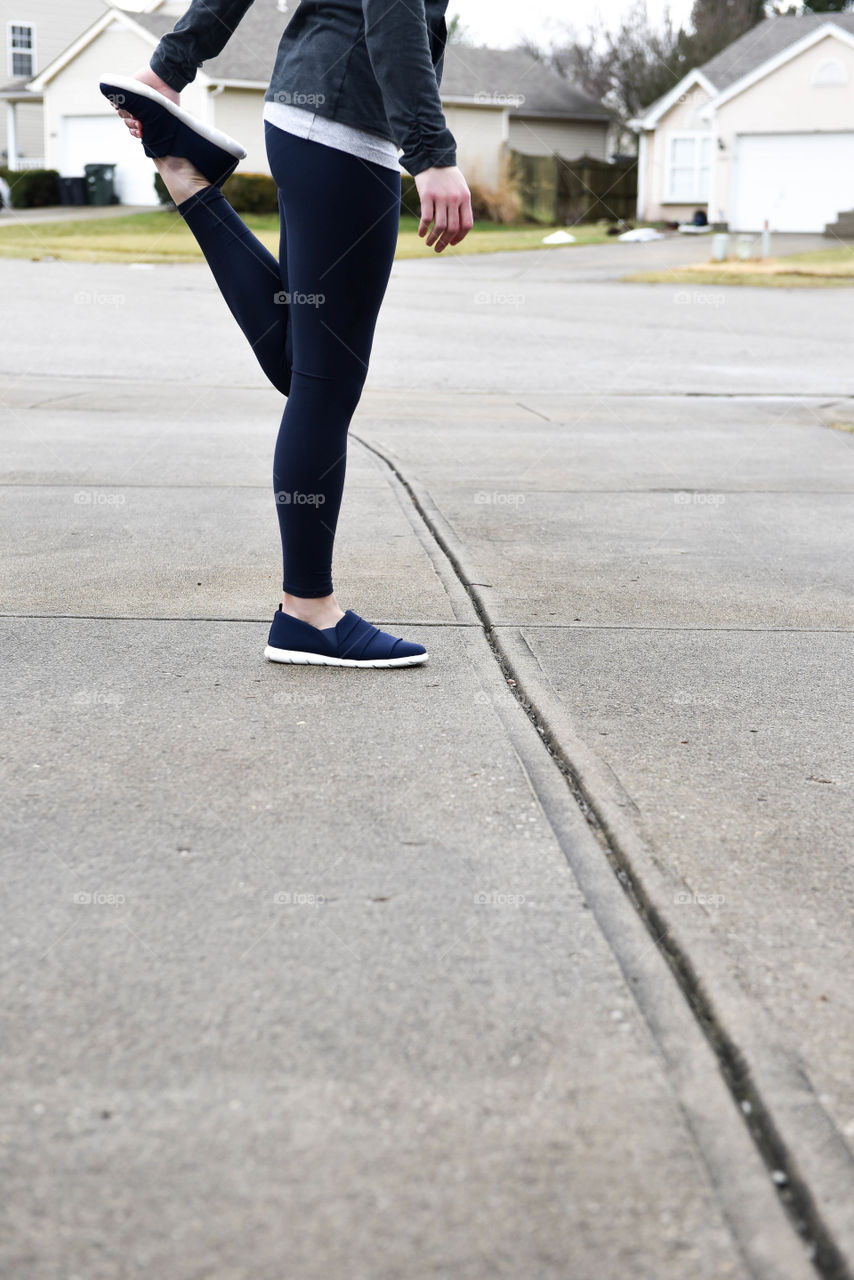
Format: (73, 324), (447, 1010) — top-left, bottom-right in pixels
(0, 76), (37, 96)
(439, 44), (610, 118)
(129, 5), (283, 83)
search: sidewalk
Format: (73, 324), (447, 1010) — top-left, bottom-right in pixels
(0, 202), (153, 224)
(2, 249), (852, 1277)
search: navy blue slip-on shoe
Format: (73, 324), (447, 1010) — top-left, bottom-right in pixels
(99, 73), (247, 188)
(264, 607), (428, 667)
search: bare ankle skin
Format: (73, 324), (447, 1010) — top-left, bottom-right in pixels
(282, 592), (346, 630)
(153, 155), (210, 205)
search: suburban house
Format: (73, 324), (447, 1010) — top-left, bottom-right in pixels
(14, 0), (610, 204)
(0, 0), (148, 168)
(631, 14), (854, 233)
(437, 43), (612, 186)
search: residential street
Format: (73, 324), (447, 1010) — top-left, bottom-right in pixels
(2, 235), (852, 1278)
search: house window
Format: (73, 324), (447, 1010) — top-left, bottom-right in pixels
(8, 22), (34, 78)
(666, 131), (712, 202)
(812, 58), (848, 87)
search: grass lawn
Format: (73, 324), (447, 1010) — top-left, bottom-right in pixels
(0, 209), (615, 262)
(626, 243), (854, 288)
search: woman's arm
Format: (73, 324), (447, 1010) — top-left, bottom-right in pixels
(149, 0), (256, 93)
(362, 0), (472, 251)
(361, 0), (456, 178)
(114, 0), (255, 137)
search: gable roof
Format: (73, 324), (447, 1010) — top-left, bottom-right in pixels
(129, 3), (284, 85)
(633, 66), (716, 129)
(438, 45), (610, 119)
(634, 13), (854, 128)
(31, 0), (610, 119)
(701, 12), (854, 91)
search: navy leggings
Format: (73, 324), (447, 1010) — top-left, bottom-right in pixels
(177, 120), (401, 596)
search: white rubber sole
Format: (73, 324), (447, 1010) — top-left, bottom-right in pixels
(264, 645), (428, 668)
(100, 72), (247, 158)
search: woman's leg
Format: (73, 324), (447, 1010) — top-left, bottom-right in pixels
(161, 161), (292, 396)
(265, 123), (401, 613)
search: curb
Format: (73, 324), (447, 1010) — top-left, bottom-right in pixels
(354, 432), (838, 1279)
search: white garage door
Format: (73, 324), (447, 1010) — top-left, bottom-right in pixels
(60, 114), (159, 206)
(732, 132), (854, 232)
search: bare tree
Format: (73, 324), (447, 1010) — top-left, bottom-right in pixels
(522, 2), (691, 144)
(446, 13), (475, 45)
(687, 0), (766, 63)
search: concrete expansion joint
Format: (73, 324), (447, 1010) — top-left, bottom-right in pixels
(352, 430), (854, 1280)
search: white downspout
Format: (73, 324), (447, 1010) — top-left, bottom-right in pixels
(207, 82), (225, 129)
(6, 101), (18, 171)
(706, 108), (719, 227)
(636, 130), (647, 221)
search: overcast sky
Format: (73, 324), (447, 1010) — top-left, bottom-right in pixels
(449, 0), (696, 49)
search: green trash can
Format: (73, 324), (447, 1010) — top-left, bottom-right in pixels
(83, 162), (117, 206)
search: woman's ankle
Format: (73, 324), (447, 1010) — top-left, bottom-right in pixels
(282, 592), (345, 630)
(153, 154), (210, 206)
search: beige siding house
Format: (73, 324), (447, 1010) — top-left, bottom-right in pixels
(0, 0), (153, 167)
(631, 15), (854, 232)
(25, 0), (610, 203)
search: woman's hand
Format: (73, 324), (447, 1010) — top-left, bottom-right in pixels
(113, 66), (180, 139)
(414, 165), (474, 253)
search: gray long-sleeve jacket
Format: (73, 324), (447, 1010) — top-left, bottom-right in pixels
(148, 0), (457, 176)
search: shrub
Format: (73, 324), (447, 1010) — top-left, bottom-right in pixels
(2, 167), (60, 208)
(466, 171), (522, 225)
(221, 171), (278, 214)
(153, 171), (171, 205)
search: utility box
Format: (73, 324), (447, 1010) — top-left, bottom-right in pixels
(83, 163), (117, 206)
(59, 176), (88, 206)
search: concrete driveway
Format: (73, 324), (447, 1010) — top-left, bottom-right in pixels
(1, 235), (852, 1278)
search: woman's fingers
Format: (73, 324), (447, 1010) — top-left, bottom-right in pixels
(113, 68), (177, 139)
(425, 204), (447, 250)
(435, 199), (458, 253)
(115, 105), (143, 138)
(417, 193), (435, 239)
(449, 193), (474, 246)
